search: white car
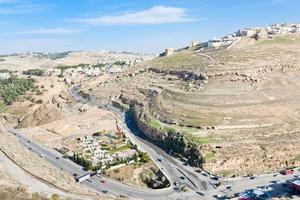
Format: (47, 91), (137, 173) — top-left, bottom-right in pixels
(39, 154), (45, 158)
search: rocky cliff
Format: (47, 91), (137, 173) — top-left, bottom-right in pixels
(132, 105), (203, 167)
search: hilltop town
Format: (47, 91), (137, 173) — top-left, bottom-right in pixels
(162, 23), (300, 56)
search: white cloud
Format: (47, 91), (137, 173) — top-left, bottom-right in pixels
(75, 6), (197, 25)
(4, 28), (84, 35)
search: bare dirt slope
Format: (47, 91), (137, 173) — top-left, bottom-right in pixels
(88, 35), (300, 176)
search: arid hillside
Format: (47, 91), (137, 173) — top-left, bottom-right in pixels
(87, 34), (300, 177)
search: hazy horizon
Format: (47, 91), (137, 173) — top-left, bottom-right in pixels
(0, 0), (299, 54)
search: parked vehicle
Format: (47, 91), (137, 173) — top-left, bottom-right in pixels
(197, 191), (205, 196)
(280, 169), (294, 175)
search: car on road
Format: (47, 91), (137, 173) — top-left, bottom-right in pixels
(100, 180), (106, 184)
(196, 191), (205, 196)
(157, 158), (162, 162)
(73, 173), (78, 177)
(39, 154), (45, 158)
(102, 190), (108, 194)
(280, 169), (294, 175)
(29, 147), (32, 150)
(56, 157), (59, 160)
(174, 181), (179, 186)
(226, 185), (232, 190)
(250, 176), (256, 180)
(211, 175), (219, 181)
(214, 194), (226, 199)
(201, 172), (208, 177)
(179, 176), (185, 180)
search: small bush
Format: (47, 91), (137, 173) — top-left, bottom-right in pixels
(35, 99), (43, 104)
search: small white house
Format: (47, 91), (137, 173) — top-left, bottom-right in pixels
(207, 39), (222, 48)
(0, 72), (10, 80)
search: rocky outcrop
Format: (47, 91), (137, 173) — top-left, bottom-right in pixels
(148, 68), (208, 82)
(140, 167), (170, 189)
(17, 103), (66, 128)
(132, 105), (203, 167)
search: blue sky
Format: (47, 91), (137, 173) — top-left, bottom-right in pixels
(0, 0), (299, 54)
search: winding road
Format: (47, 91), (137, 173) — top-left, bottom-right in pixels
(4, 80), (300, 200)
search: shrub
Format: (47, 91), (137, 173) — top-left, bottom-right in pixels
(23, 69), (45, 76)
(35, 99), (43, 104)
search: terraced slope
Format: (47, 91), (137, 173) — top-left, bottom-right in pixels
(89, 34), (300, 177)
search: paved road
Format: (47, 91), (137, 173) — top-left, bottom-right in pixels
(4, 81), (299, 200)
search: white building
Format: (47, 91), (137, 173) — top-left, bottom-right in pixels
(0, 72), (11, 80)
(207, 39), (222, 48)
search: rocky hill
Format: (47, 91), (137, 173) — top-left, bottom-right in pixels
(88, 33), (300, 177)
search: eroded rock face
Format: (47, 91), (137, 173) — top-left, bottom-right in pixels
(17, 103), (66, 128)
(148, 68), (208, 81)
(140, 167), (170, 189)
(132, 105), (203, 167)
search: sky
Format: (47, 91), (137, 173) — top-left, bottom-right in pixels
(0, 0), (299, 54)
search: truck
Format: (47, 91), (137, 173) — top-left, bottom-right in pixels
(75, 173), (92, 183)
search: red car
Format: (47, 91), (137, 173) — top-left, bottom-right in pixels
(280, 169), (294, 175)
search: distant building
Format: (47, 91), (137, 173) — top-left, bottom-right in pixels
(165, 48), (175, 56)
(207, 39), (222, 49)
(190, 40), (200, 48)
(45, 68), (61, 76)
(256, 29), (268, 39)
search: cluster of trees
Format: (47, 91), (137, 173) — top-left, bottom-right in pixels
(132, 152), (150, 163)
(23, 69), (45, 76)
(0, 76), (34, 105)
(73, 153), (93, 171)
(113, 60), (126, 65)
(33, 52), (70, 60)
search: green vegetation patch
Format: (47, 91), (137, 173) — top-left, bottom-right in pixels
(149, 50), (205, 70)
(149, 118), (177, 134)
(0, 101), (7, 113)
(204, 152), (215, 161)
(23, 69), (45, 76)
(256, 36), (299, 46)
(0, 76), (34, 105)
(218, 170), (232, 177)
(109, 144), (131, 153)
(185, 134), (217, 145)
